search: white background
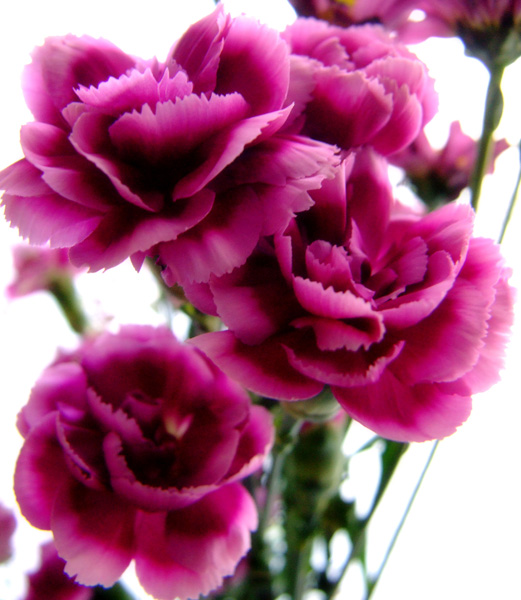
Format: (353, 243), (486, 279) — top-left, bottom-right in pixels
(1, 1), (520, 599)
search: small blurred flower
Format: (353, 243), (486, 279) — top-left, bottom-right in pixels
(14, 325), (273, 600)
(23, 542), (93, 600)
(390, 121), (509, 206)
(7, 245), (81, 299)
(0, 502), (16, 564)
(400, 0), (521, 69)
(288, 0), (418, 29)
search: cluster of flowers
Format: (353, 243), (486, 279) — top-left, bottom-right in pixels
(0, 4), (515, 600)
(289, 0), (521, 69)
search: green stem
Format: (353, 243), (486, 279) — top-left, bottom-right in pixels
(470, 63), (505, 211)
(48, 276), (89, 335)
(329, 440), (408, 599)
(498, 140), (521, 244)
(258, 413), (303, 539)
(293, 539), (313, 600)
(235, 412), (302, 600)
(366, 441), (439, 599)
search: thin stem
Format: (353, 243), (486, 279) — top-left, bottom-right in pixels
(257, 414), (303, 539)
(330, 441), (408, 599)
(294, 539), (313, 600)
(365, 440), (439, 600)
(470, 64), (505, 211)
(48, 276), (89, 335)
(498, 140), (521, 244)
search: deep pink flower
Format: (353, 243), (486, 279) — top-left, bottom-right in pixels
(390, 121), (509, 205)
(7, 245), (82, 299)
(0, 503), (16, 564)
(14, 325), (273, 600)
(288, 0), (418, 29)
(0, 7), (338, 286)
(281, 18), (438, 155)
(399, 0), (521, 67)
(23, 542), (93, 600)
(190, 150), (515, 442)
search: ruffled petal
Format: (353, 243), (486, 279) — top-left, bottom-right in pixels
(134, 484), (257, 600)
(52, 479), (135, 587)
(213, 14), (290, 114)
(69, 189), (214, 271)
(191, 331), (324, 400)
(158, 186), (263, 285)
(333, 371), (472, 442)
(304, 68), (393, 149)
(14, 414), (68, 530)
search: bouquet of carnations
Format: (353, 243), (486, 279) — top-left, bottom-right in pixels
(0, 2), (518, 599)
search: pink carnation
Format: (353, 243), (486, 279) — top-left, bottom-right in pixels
(281, 18), (438, 155)
(288, 0), (418, 29)
(398, 0), (521, 67)
(190, 150), (515, 442)
(14, 325), (273, 600)
(23, 542), (93, 600)
(390, 121), (509, 205)
(0, 6), (337, 286)
(7, 245), (82, 299)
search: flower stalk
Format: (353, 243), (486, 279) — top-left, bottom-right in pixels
(47, 274), (89, 335)
(470, 63), (505, 210)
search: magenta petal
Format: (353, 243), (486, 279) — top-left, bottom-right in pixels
(372, 84), (422, 155)
(134, 484), (257, 600)
(292, 276), (380, 323)
(291, 316), (384, 352)
(333, 371), (472, 442)
(210, 257), (300, 345)
(381, 250), (456, 327)
(22, 34), (136, 127)
(392, 277), (493, 384)
(214, 15), (290, 114)
(462, 272), (515, 393)
(285, 337), (404, 387)
(158, 187), (263, 284)
(172, 108), (291, 201)
(109, 93), (250, 168)
(404, 202), (474, 266)
(2, 190), (101, 248)
(17, 362), (88, 436)
(226, 405), (274, 482)
(191, 331), (324, 400)
(69, 189), (214, 271)
(102, 433), (216, 511)
(14, 414), (68, 530)
(305, 69), (392, 148)
(0, 159), (50, 196)
(76, 68), (193, 115)
(52, 479), (135, 587)
(170, 4), (230, 95)
(20, 122), (118, 212)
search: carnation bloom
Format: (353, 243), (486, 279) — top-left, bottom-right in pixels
(288, 0), (418, 29)
(281, 17), (438, 155)
(7, 245), (82, 299)
(399, 0), (521, 68)
(23, 542), (94, 600)
(14, 325), (273, 600)
(390, 120), (509, 206)
(0, 6), (337, 286)
(190, 150), (514, 442)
